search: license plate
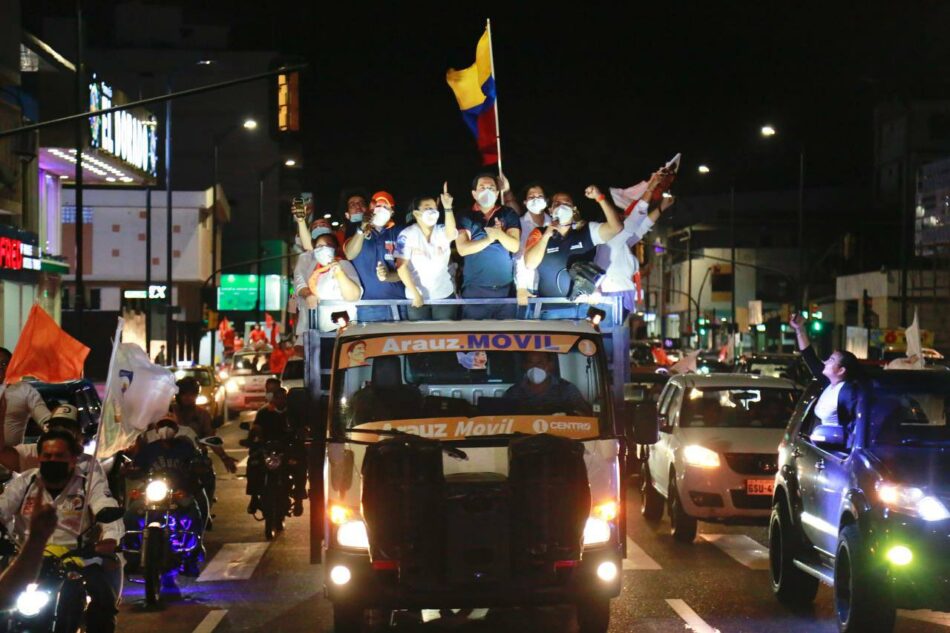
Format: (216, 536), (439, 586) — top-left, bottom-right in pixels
(746, 479), (774, 496)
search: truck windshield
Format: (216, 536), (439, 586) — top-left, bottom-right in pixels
(679, 387), (798, 429)
(232, 354), (268, 375)
(331, 331), (607, 441)
(868, 383), (950, 447)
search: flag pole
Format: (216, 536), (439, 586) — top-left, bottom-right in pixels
(486, 18), (503, 176)
(94, 317), (124, 459)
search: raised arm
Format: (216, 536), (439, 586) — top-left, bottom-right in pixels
(441, 182), (458, 241)
(585, 185), (622, 242)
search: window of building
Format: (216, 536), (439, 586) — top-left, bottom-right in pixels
(88, 289), (101, 310)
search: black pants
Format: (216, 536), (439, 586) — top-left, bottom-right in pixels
(461, 285), (516, 319)
(407, 303), (459, 321)
(83, 558), (121, 633)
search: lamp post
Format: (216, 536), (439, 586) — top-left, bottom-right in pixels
(212, 118), (257, 288)
(256, 158), (299, 324)
(760, 124), (805, 308)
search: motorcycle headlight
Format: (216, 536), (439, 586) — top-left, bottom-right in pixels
(683, 444), (721, 469)
(265, 453), (282, 470)
(195, 394), (209, 406)
(336, 520), (369, 549)
(145, 480), (170, 503)
(16, 583), (50, 617)
(877, 482), (950, 521)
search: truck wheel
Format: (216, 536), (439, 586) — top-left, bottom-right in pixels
(575, 596), (610, 633)
(143, 525), (165, 606)
(668, 476), (697, 543)
(640, 464), (664, 522)
(768, 501), (818, 608)
(333, 602), (365, 633)
(834, 524), (896, 633)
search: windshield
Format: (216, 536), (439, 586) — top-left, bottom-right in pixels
(282, 360), (304, 380)
(332, 332), (607, 441)
(174, 368), (212, 386)
(680, 387), (797, 429)
(868, 380), (950, 447)
(745, 361), (795, 379)
(231, 354), (268, 375)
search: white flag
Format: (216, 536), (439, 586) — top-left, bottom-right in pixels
(887, 310), (925, 370)
(670, 350), (700, 375)
(609, 152), (681, 212)
(96, 321), (178, 458)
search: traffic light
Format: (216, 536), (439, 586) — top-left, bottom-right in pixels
(810, 320), (823, 333)
(203, 307), (218, 330)
(277, 71), (300, 133)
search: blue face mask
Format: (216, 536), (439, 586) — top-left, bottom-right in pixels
(311, 227), (332, 240)
(349, 213), (363, 223)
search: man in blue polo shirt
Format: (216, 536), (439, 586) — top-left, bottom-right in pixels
(524, 185), (622, 319)
(343, 190), (406, 321)
(456, 173), (521, 319)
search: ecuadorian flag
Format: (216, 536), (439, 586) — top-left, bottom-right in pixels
(446, 29), (498, 165)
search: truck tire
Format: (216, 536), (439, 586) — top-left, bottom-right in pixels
(143, 525), (165, 606)
(575, 596), (610, 633)
(668, 475), (697, 543)
(333, 602), (364, 633)
(640, 464), (664, 522)
(768, 501), (818, 608)
(834, 524), (896, 633)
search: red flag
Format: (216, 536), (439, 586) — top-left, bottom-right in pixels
(6, 305), (90, 384)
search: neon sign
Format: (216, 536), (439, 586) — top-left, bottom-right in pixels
(89, 76), (158, 176)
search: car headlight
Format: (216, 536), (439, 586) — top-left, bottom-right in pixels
(683, 445), (721, 469)
(145, 480), (170, 503)
(583, 517), (611, 546)
(195, 394), (209, 406)
(264, 453), (282, 470)
(225, 379), (240, 394)
(336, 520), (369, 549)
(877, 482), (950, 521)
(16, 584), (50, 617)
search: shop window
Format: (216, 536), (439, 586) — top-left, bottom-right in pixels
(88, 289), (101, 310)
(61, 288), (70, 310)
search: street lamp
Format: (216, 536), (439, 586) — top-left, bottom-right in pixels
(760, 125), (777, 138)
(698, 164), (711, 174)
(284, 158), (297, 167)
(212, 117), (258, 294)
(243, 118), (258, 130)
(760, 124), (805, 307)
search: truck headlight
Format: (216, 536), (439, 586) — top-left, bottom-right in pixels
(583, 517), (611, 546)
(877, 482), (950, 521)
(225, 379), (240, 394)
(146, 480), (170, 503)
(196, 394), (209, 406)
(683, 445), (720, 469)
(336, 520), (369, 549)
(16, 584), (50, 617)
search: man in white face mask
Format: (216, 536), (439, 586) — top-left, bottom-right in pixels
(342, 190), (407, 322)
(395, 183), (459, 320)
(503, 352), (593, 415)
(514, 183), (551, 314)
(455, 173), (522, 319)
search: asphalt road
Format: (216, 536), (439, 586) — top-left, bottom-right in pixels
(115, 422), (950, 633)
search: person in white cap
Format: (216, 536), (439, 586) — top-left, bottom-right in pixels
(0, 347), (51, 446)
(0, 404), (93, 474)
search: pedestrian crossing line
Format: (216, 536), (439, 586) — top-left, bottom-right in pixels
(665, 599), (720, 633)
(623, 537), (662, 570)
(236, 455), (249, 469)
(700, 534), (770, 570)
(899, 609), (950, 627)
(192, 609), (228, 633)
(197, 542), (270, 582)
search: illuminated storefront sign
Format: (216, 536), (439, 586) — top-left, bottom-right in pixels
(89, 76), (158, 176)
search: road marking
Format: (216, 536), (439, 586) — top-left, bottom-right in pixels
(197, 543), (269, 582)
(900, 609), (950, 627)
(236, 455), (249, 469)
(624, 537), (662, 570)
(192, 609), (228, 633)
(701, 534), (770, 570)
(665, 599), (720, 633)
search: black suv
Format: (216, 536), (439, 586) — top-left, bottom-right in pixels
(769, 369), (950, 632)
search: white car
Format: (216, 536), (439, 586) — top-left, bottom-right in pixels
(224, 351), (276, 417)
(281, 357), (304, 391)
(638, 373), (799, 542)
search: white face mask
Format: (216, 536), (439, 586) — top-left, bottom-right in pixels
(419, 209), (439, 227)
(372, 207), (392, 227)
(264, 392), (274, 402)
(525, 367), (548, 385)
(554, 205), (574, 225)
(313, 246), (335, 266)
(157, 427), (175, 440)
(526, 198), (547, 214)
(349, 213), (363, 223)
(476, 189), (498, 208)
(311, 226), (331, 240)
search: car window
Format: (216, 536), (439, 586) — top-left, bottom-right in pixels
(657, 384), (676, 415)
(679, 387), (798, 429)
(282, 360), (304, 380)
(668, 386), (684, 426)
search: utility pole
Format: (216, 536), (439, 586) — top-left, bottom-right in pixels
(74, 1), (85, 328)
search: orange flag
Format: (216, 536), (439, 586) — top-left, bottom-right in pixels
(6, 305), (90, 384)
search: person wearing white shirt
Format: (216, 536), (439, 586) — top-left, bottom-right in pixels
(395, 184), (460, 321)
(0, 348), (52, 446)
(514, 184), (551, 316)
(294, 234), (363, 334)
(594, 169), (673, 319)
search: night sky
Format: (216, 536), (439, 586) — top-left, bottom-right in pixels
(26, 1), (950, 218)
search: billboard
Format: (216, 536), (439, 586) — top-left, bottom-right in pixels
(217, 274), (287, 311)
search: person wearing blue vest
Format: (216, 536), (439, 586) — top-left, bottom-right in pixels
(524, 186), (623, 319)
(343, 190), (406, 322)
(456, 172), (522, 319)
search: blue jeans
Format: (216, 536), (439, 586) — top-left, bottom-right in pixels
(461, 285), (516, 319)
(539, 303), (587, 320)
(357, 305), (406, 322)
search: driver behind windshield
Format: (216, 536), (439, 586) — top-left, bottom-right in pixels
(504, 351), (593, 416)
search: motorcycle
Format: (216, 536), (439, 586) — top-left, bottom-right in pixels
(3, 506), (125, 632)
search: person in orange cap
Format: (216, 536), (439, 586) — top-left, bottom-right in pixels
(342, 191), (406, 322)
